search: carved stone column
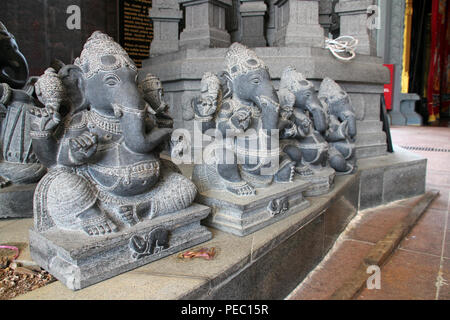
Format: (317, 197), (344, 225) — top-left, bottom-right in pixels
(179, 0), (232, 49)
(319, 0), (333, 37)
(239, 0), (267, 47)
(274, 0), (324, 48)
(149, 0), (183, 56)
(335, 0), (377, 55)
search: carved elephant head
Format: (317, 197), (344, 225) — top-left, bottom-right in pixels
(0, 22), (29, 89)
(318, 77), (357, 139)
(279, 66), (328, 133)
(55, 32), (162, 154)
(221, 43), (280, 131)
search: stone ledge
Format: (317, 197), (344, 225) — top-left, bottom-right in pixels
(16, 173), (359, 300)
(358, 146), (427, 210)
(16, 147), (425, 299)
(142, 47), (390, 85)
(0, 183), (36, 219)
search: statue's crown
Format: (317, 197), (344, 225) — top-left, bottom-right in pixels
(318, 77), (349, 105)
(0, 22), (12, 41)
(139, 73), (162, 92)
(280, 66), (314, 92)
(225, 43), (266, 79)
(75, 31), (136, 78)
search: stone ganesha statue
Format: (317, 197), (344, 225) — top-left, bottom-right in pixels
(278, 66), (331, 177)
(191, 43), (296, 197)
(0, 22), (46, 193)
(318, 78), (357, 174)
(29, 32), (197, 236)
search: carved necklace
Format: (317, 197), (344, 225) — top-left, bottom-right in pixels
(86, 110), (122, 134)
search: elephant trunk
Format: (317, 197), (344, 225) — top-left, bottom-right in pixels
(255, 87), (280, 132)
(342, 112), (356, 138)
(306, 96), (328, 133)
(116, 89), (172, 154)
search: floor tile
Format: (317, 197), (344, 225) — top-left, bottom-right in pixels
(438, 258), (450, 300)
(399, 209), (447, 257)
(289, 240), (374, 300)
(358, 250), (441, 300)
(346, 206), (410, 244)
(427, 170), (450, 187)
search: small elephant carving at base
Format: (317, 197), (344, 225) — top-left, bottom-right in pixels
(267, 196), (289, 216)
(129, 227), (170, 260)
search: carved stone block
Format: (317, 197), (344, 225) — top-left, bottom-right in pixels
(195, 177), (310, 236)
(179, 0), (232, 49)
(29, 203), (212, 290)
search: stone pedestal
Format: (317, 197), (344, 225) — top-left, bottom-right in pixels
(195, 177), (311, 236)
(274, 0), (324, 48)
(302, 167), (335, 197)
(29, 203), (212, 290)
(239, 0), (267, 47)
(179, 0), (232, 49)
(400, 93), (422, 126)
(335, 0), (377, 55)
(149, 0), (183, 56)
(0, 183), (36, 218)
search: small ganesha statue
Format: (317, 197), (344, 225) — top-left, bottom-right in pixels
(318, 78), (357, 174)
(29, 31), (197, 236)
(277, 66), (331, 177)
(0, 22), (46, 191)
(190, 43), (296, 197)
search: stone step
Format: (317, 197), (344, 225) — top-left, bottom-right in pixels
(356, 120), (383, 133)
(356, 131), (387, 147)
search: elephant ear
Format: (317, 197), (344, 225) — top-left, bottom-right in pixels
(218, 71), (233, 100)
(58, 64), (87, 116)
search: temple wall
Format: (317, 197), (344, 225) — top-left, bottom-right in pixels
(0, 0), (117, 76)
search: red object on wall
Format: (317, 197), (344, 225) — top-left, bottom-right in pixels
(383, 64), (394, 110)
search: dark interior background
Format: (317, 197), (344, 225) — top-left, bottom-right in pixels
(0, 0), (118, 77)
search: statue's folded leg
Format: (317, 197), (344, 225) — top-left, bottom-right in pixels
(217, 146), (255, 196)
(274, 155), (296, 183)
(328, 145), (353, 174)
(282, 144), (314, 177)
(332, 140), (354, 160)
(0, 162), (46, 185)
(46, 170), (117, 235)
(141, 170), (198, 219)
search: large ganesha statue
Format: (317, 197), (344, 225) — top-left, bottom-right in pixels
(29, 31), (197, 236)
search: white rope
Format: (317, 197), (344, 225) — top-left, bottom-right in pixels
(325, 36), (359, 62)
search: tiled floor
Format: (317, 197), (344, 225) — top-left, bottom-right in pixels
(288, 125), (450, 300)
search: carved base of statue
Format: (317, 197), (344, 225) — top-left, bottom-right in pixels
(29, 203), (211, 290)
(300, 166), (335, 197)
(194, 173), (311, 236)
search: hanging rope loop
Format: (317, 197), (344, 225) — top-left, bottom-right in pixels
(325, 36), (359, 62)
